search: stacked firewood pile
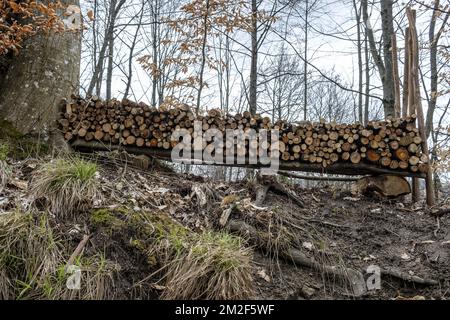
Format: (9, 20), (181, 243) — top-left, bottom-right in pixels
(59, 96), (429, 173)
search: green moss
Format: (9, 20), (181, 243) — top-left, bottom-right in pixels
(90, 208), (124, 231)
(0, 143), (8, 161)
(0, 118), (21, 140)
(0, 118), (49, 159)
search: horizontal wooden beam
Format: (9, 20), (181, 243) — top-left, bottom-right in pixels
(69, 139), (426, 179)
(278, 171), (361, 182)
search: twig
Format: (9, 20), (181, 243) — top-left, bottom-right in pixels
(434, 217), (440, 237)
(66, 234), (90, 268)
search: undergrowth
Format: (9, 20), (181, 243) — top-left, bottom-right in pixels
(0, 210), (119, 300)
(91, 207), (255, 299)
(0, 144), (11, 193)
(162, 231), (254, 299)
(30, 157), (101, 218)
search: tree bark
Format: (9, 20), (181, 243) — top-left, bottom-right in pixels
(362, 0), (396, 119)
(196, 0), (210, 115)
(426, 0), (450, 138)
(249, 0), (258, 116)
(352, 0), (363, 123)
(380, 0), (395, 118)
(303, 0), (309, 121)
(0, 0), (82, 145)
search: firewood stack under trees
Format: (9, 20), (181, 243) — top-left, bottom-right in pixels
(59, 95), (429, 174)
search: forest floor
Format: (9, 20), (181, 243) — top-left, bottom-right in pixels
(1, 152), (449, 300)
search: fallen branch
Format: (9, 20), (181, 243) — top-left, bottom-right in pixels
(66, 234), (90, 268)
(381, 268), (438, 286)
(253, 175), (304, 208)
(228, 219), (367, 297)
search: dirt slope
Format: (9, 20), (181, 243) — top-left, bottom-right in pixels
(1, 154), (448, 300)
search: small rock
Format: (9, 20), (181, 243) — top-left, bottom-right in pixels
(302, 242), (314, 251)
(9, 179), (28, 190)
(300, 285), (316, 298)
(401, 253), (411, 260)
(257, 268), (271, 283)
(370, 208), (382, 214)
(343, 196), (360, 202)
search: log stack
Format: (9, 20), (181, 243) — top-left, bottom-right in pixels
(58, 95), (429, 173)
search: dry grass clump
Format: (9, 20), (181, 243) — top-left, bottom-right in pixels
(30, 157), (101, 218)
(0, 144), (11, 193)
(58, 254), (120, 300)
(0, 210), (119, 300)
(94, 208), (255, 300)
(0, 210), (64, 299)
(162, 231), (254, 300)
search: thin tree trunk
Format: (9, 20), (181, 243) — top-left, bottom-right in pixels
(87, 0), (125, 96)
(426, 0), (450, 138)
(362, 0), (395, 118)
(124, 2), (145, 100)
(402, 27), (410, 118)
(151, 0), (159, 107)
(303, 0), (309, 121)
(380, 0), (395, 118)
(391, 33), (401, 117)
(106, 18), (114, 100)
(249, 0), (258, 115)
(352, 0), (363, 123)
(364, 31), (370, 125)
(196, 0), (210, 115)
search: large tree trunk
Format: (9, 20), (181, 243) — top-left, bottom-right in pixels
(0, 0), (82, 146)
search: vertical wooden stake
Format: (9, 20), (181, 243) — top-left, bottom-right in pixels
(391, 34), (401, 118)
(406, 21), (420, 203)
(407, 8), (435, 207)
(402, 28), (410, 118)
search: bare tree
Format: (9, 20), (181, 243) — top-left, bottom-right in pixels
(362, 0), (396, 118)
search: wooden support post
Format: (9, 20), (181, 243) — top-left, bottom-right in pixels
(406, 13), (420, 203)
(391, 34), (401, 118)
(402, 28), (410, 118)
(407, 8), (435, 206)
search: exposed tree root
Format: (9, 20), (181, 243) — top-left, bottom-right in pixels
(67, 234), (90, 268)
(228, 219), (367, 297)
(253, 175), (304, 208)
(381, 268), (438, 286)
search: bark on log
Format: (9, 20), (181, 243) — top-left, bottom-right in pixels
(356, 175), (411, 197)
(61, 95), (429, 178)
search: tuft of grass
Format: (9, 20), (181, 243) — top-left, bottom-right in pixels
(0, 210), (120, 300)
(0, 144), (11, 193)
(0, 144), (8, 161)
(87, 207), (255, 300)
(30, 157), (101, 219)
(162, 231), (254, 300)
(0, 210), (63, 299)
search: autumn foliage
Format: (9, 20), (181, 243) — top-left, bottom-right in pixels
(0, 0), (64, 56)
